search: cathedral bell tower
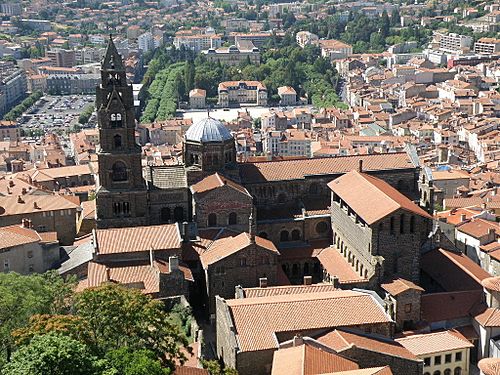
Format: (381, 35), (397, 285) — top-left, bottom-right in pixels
(95, 36), (148, 228)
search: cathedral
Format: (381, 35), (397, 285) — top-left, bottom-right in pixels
(95, 38), (426, 285)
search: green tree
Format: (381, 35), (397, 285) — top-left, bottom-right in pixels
(74, 284), (189, 369)
(105, 348), (169, 375)
(184, 60), (195, 94)
(0, 272), (75, 363)
(380, 10), (390, 39)
(2, 334), (103, 375)
(201, 360), (238, 375)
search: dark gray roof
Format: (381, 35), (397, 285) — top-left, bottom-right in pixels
(185, 117), (233, 143)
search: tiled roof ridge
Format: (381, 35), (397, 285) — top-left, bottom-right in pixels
(241, 152), (407, 165)
(228, 291), (366, 307)
(439, 248), (490, 283)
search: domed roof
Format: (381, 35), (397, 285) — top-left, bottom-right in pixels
(185, 117), (233, 143)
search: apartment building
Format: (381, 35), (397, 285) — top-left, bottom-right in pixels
(218, 80), (267, 107)
(436, 32), (473, 54)
(263, 129), (313, 157)
(233, 32), (272, 48)
(296, 31), (319, 48)
(474, 38), (500, 55)
(138, 31), (155, 53)
(0, 61), (27, 117)
(317, 39), (353, 60)
(46, 49), (76, 68)
(173, 28), (222, 52)
(202, 41), (260, 66)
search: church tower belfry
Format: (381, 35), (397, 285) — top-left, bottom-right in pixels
(95, 36), (148, 228)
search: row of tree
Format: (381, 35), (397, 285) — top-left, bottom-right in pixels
(3, 91), (43, 122)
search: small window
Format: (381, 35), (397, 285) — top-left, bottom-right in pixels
(123, 202), (130, 215)
(110, 113), (122, 127)
(27, 251), (33, 259)
(280, 230), (289, 242)
(455, 352), (462, 362)
(240, 258), (247, 267)
(114, 134), (122, 148)
(316, 221), (328, 234)
(3, 259), (9, 271)
(445, 354), (452, 363)
(405, 303), (412, 313)
(208, 213), (217, 227)
(228, 212), (237, 225)
(28, 264), (34, 273)
(435, 355), (441, 365)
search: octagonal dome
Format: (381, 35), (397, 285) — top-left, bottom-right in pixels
(185, 117), (233, 143)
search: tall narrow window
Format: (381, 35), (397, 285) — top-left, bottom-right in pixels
(110, 113), (122, 128)
(114, 134), (122, 148)
(123, 202), (130, 215)
(228, 212), (237, 225)
(111, 161), (127, 182)
(208, 213), (217, 227)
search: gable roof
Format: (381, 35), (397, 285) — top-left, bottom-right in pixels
(243, 284), (338, 298)
(271, 343), (359, 375)
(316, 329), (419, 361)
(316, 247), (367, 284)
(95, 224), (181, 255)
(190, 173), (250, 196)
(381, 278), (424, 296)
(199, 232), (278, 268)
(239, 152), (416, 184)
(0, 194), (80, 216)
(395, 330), (473, 356)
(327, 170), (431, 225)
(475, 307), (500, 327)
(225, 290), (391, 352)
(0, 224), (42, 249)
(421, 248), (491, 291)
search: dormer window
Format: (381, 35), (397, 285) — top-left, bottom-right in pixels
(110, 113), (122, 128)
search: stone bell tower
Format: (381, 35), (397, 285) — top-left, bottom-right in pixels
(95, 36), (148, 228)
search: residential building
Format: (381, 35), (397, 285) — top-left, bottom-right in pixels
(474, 38), (500, 55)
(218, 81), (267, 107)
(138, 31), (155, 53)
(317, 39), (353, 60)
(263, 129), (313, 158)
(189, 88), (206, 109)
(296, 31), (319, 48)
(277, 86), (296, 106)
(173, 29), (222, 52)
(435, 32), (473, 54)
(202, 43), (260, 66)
(46, 49), (76, 68)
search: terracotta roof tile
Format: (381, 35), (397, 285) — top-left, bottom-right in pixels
(381, 278), (424, 296)
(327, 170), (431, 225)
(396, 330), (473, 356)
(0, 194), (79, 216)
(478, 358), (500, 375)
(421, 290), (484, 323)
(190, 173), (250, 196)
(328, 367), (393, 375)
(457, 219), (500, 239)
(243, 284), (338, 298)
(475, 307), (500, 327)
(95, 224), (181, 255)
(225, 290), (391, 352)
(316, 247), (367, 284)
(199, 232), (278, 268)
(481, 276), (500, 292)
(271, 343), (359, 375)
(239, 153), (415, 184)
(317, 329), (419, 361)
(0, 224), (41, 249)
(421, 248), (491, 291)
(174, 366), (209, 375)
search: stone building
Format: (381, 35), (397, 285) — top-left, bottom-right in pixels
(381, 278), (424, 331)
(327, 168), (433, 285)
(200, 231), (280, 313)
(216, 287), (393, 375)
(218, 81), (267, 107)
(95, 36), (149, 229)
(202, 43), (260, 67)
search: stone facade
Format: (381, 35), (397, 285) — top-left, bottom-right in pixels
(95, 37), (148, 229)
(384, 289), (423, 331)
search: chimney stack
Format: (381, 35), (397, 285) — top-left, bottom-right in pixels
(303, 275), (312, 285)
(331, 276), (340, 288)
(182, 222), (189, 242)
(358, 159), (363, 173)
(169, 256), (179, 273)
(21, 218), (29, 228)
(33, 201), (40, 209)
(17, 195), (24, 203)
(292, 335), (304, 347)
(105, 267), (111, 281)
(259, 277), (268, 288)
(460, 214), (466, 222)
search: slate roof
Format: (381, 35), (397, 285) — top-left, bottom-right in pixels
(148, 165), (188, 189)
(185, 117), (233, 143)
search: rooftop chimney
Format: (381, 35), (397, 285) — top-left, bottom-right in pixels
(358, 159), (363, 173)
(17, 195), (24, 203)
(259, 277), (268, 288)
(488, 228), (495, 238)
(8, 180), (14, 187)
(331, 276), (340, 288)
(105, 267), (111, 281)
(460, 214), (467, 222)
(182, 222), (189, 243)
(292, 335), (304, 347)
(169, 256), (179, 273)
(21, 218), (29, 228)
(303, 275), (312, 285)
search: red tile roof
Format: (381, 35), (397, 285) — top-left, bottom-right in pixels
(395, 330), (473, 356)
(475, 307), (500, 327)
(421, 290), (484, 323)
(95, 224), (181, 255)
(225, 290), (391, 352)
(316, 247), (367, 284)
(317, 329), (419, 361)
(0, 224), (42, 249)
(421, 248), (491, 291)
(478, 358), (500, 375)
(457, 218), (500, 239)
(239, 153), (415, 184)
(271, 343), (359, 375)
(0, 194), (80, 216)
(381, 278), (424, 296)
(190, 173), (250, 196)
(328, 170), (431, 225)
(243, 284), (338, 298)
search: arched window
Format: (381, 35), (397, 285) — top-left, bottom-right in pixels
(291, 229), (301, 241)
(280, 230), (289, 242)
(453, 368), (461, 375)
(228, 212), (237, 225)
(259, 232), (268, 239)
(444, 370), (451, 375)
(316, 221), (329, 234)
(114, 134), (122, 148)
(410, 215), (415, 233)
(174, 207), (184, 222)
(111, 161), (127, 182)
(433, 371), (441, 375)
(110, 113), (122, 127)
(113, 202), (121, 215)
(160, 207), (171, 223)
(400, 214), (405, 234)
(208, 213), (217, 227)
(123, 202), (130, 215)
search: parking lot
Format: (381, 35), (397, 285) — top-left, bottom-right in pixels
(20, 95), (95, 133)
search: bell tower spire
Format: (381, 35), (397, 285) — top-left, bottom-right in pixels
(95, 37), (148, 229)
